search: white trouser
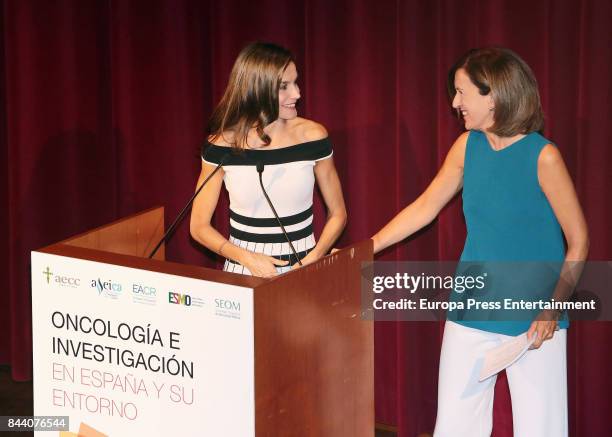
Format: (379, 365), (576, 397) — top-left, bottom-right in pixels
(433, 321), (567, 437)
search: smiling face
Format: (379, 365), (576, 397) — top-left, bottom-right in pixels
(278, 62), (300, 120)
(452, 68), (495, 132)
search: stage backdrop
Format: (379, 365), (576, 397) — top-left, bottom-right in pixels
(1, 1), (610, 436)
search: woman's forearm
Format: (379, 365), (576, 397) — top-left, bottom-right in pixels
(372, 196), (436, 254)
(310, 210), (347, 258)
(190, 223), (250, 264)
(550, 238), (590, 307)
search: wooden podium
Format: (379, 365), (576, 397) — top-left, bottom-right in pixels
(31, 207), (373, 437)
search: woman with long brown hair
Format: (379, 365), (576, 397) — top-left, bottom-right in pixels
(190, 42), (346, 277)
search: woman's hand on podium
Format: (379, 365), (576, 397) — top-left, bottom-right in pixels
(291, 248), (324, 270)
(240, 252), (288, 277)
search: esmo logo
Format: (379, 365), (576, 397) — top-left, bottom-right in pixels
(215, 298), (240, 311)
(169, 292), (191, 306)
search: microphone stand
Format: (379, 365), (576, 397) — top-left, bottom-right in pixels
(148, 155), (227, 259)
(256, 161), (303, 266)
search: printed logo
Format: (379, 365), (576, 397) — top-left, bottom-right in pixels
(91, 278), (122, 299)
(132, 283), (157, 305)
(214, 298), (241, 319)
(43, 267), (53, 283)
(169, 292), (191, 306)
(168, 291), (205, 308)
(42, 266), (80, 288)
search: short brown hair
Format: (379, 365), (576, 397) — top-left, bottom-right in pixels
(208, 42), (295, 150)
(448, 47), (544, 136)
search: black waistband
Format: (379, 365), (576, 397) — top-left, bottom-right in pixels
(229, 223), (313, 243)
(226, 247), (313, 267)
(229, 206), (313, 227)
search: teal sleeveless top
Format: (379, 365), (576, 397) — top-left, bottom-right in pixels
(451, 130), (568, 336)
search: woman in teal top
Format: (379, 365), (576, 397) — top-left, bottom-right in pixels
(453, 128), (570, 336)
(372, 48), (589, 436)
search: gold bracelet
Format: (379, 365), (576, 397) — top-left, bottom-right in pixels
(218, 240), (229, 257)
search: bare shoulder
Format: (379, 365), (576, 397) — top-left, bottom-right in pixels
(446, 131), (469, 167)
(538, 143), (564, 167)
(292, 118), (329, 142)
(454, 131), (470, 148)
(537, 144), (569, 188)
(207, 132), (234, 147)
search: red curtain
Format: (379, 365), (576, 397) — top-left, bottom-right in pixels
(1, 1), (610, 436)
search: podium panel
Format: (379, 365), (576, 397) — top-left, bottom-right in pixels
(32, 252), (256, 436)
(31, 207), (373, 436)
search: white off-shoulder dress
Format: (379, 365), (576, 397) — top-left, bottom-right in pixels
(202, 138), (333, 275)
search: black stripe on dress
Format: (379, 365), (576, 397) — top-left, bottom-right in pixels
(230, 207), (313, 227)
(229, 223), (313, 243)
(226, 247), (312, 268)
(201, 138), (332, 166)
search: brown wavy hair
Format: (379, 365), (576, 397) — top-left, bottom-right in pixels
(208, 42), (295, 150)
(447, 47), (544, 137)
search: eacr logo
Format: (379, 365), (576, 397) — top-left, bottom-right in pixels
(133, 284), (156, 295)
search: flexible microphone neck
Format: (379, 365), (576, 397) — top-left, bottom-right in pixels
(256, 161), (303, 266)
(148, 154), (228, 259)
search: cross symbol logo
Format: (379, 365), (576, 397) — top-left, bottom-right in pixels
(43, 267), (53, 283)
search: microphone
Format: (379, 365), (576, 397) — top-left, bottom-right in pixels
(256, 161), (303, 266)
(148, 154), (228, 259)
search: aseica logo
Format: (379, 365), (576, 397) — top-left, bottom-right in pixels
(43, 266), (80, 288)
(169, 292), (192, 306)
(91, 278), (122, 298)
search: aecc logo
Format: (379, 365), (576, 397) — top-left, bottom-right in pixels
(42, 267), (80, 288)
